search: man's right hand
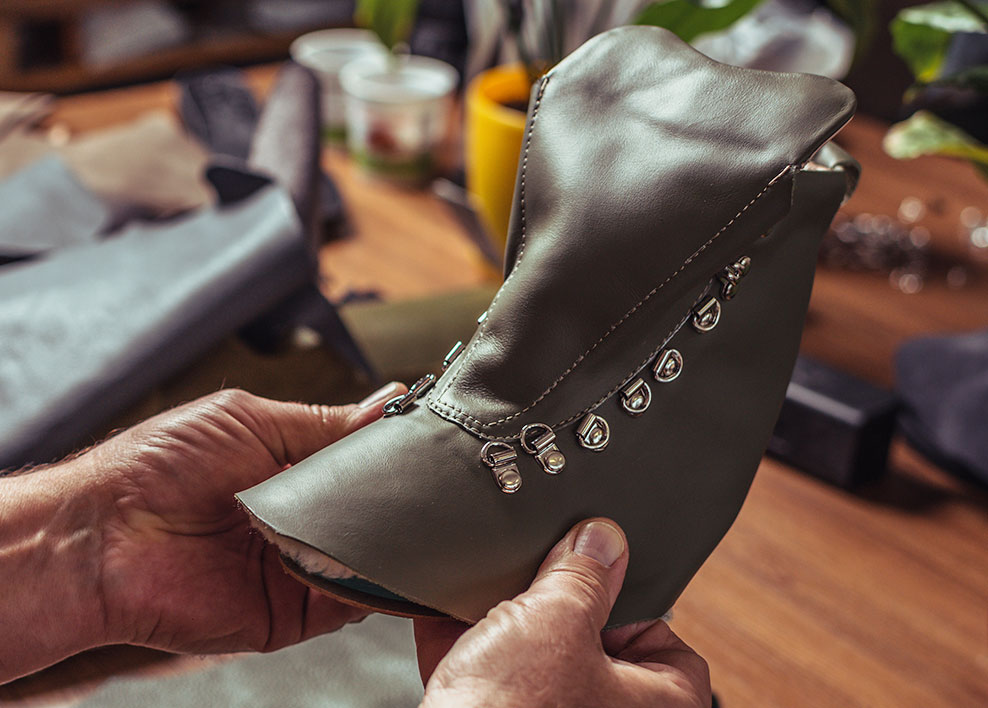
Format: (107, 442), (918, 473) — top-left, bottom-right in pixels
(414, 518), (712, 708)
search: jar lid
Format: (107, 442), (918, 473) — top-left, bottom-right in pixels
(290, 29), (386, 74)
(340, 54), (459, 104)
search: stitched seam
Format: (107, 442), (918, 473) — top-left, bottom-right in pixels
(549, 286), (705, 430)
(430, 284), (709, 441)
(436, 164), (793, 429)
(430, 74), (550, 406)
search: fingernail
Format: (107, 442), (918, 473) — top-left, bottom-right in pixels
(574, 521), (625, 567)
(357, 381), (400, 409)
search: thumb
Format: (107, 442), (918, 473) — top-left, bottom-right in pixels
(525, 518), (629, 635)
(249, 381), (405, 466)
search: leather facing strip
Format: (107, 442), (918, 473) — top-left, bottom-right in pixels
(431, 165), (797, 441)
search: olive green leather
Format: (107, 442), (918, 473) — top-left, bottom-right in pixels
(236, 26), (858, 626)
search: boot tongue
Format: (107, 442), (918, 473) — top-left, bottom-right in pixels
(431, 26), (856, 438)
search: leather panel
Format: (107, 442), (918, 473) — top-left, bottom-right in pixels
(238, 165), (849, 626)
(430, 27), (854, 438)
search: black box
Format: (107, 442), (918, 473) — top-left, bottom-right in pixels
(767, 356), (899, 488)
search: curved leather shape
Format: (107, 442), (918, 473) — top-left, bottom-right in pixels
(431, 26), (854, 438)
(236, 27), (858, 626)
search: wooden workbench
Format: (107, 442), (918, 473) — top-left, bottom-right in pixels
(2, 67), (987, 708)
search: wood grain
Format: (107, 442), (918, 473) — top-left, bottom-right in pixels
(2, 70), (986, 708)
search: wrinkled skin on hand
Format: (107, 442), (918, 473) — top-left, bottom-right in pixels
(414, 520), (712, 708)
(93, 386), (401, 654)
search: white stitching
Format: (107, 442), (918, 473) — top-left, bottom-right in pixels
(435, 164), (793, 431)
(549, 287), (706, 430)
(430, 284), (709, 441)
(430, 75), (550, 405)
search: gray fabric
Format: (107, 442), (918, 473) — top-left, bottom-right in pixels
(75, 615), (424, 708)
(895, 329), (988, 484)
(0, 156), (107, 261)
(0, 187), (312, 471)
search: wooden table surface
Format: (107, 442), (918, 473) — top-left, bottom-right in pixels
(3, 67), (987, 708)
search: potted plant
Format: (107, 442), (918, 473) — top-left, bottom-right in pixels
(340, 0), (460, 183)
(290, 28), (387, 143)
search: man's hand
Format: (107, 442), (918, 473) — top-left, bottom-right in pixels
(0, 384), (401, 683)
(95, 385), (402, 654)
(414, 519), (711, 708)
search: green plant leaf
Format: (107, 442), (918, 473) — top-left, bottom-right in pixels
(634, 0), (765, 44)
(890, 1), (988, 82)
(928, 63), (988, 91)
(884, 110), (988, 178)
(354, 0), (420, 51)
(826, 0), (879, 63)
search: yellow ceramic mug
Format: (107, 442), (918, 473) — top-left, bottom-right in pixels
(465, 64), (532, 256)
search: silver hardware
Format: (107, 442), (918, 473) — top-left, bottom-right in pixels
(442, 341), (464, 371)
(481, 442), (523, 493)
(652, 348), (683, 382)
(520, 423), (566, 474)
(692, 297), (721, 332)
(382, 395), (408, 417)
(620, 377), (651, 416)
(719, 256), (751, 300)
(382, 373), (437, 416)
(409, 373), (436, 396)
(477, 310), (488, 324)
(576, 413), (610, 451)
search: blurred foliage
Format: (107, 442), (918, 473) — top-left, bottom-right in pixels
(505, 0), (765, 86)
(636, 0), (879, 65)
(354, 0), (421, 52)
(891, 0), (988, 80)
(886, 1), (988, 181)
(826, 0), (879, 62)
(502, 0), (578, 84)
(885, 110), (988, 178)
(634, 0), (764, 43)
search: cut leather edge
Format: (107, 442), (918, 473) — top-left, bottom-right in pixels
(241, 501), (458, 621)
(244, 505), (666, 629)
(280, 556), (447, 620)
